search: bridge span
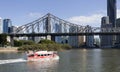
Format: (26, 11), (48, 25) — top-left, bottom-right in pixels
(4, 13), (120, 46)
(8, 32), (120, 37)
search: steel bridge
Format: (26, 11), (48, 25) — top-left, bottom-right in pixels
(5, 13), (120, 46)
(9, 13), (120, 37)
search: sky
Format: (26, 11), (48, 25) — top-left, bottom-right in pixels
(0, 0), (120, 27)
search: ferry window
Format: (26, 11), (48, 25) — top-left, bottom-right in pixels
(38, 55), (40, 56)
(44, 54), (47, 56)
(48, 54), (52, 56)
(41, 54), (44, 56)
(28, 54), (34, 57)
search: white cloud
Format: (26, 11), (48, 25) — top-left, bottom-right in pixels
(28, 12), (44, 18)
(68, 13), (104, 27)
(67, 9), (120, 27)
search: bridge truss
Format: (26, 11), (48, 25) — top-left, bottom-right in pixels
(13, 13), (120, 35)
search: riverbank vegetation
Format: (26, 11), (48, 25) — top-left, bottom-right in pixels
(0, 34), (7, 47)
(18, 39), (72, 51)
(14, 40), (35, 47)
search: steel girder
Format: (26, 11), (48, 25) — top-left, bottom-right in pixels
(12, 13), (120, 34)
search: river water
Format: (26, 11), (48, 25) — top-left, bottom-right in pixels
(0, 49), (120, 72)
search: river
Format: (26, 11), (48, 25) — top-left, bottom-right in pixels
(0, 49), (120, 72)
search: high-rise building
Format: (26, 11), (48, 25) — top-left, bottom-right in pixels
(100, 16), (113, 48)
(85, 25), (94, 47)
(3, 19), (12, 33)
(68, 26), (84, 47)
(107, 0), (116, 27)
(0, 18), (2, 33)
(107, 0), (117, 47)
(115, 18), (120, 44)
(11, 26), (17, 33)
(55, 23), (61, 43)
(55, 23), (67, 43)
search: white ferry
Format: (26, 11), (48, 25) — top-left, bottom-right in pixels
(27, 51), (59, 61)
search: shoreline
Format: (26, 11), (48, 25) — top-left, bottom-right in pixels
(0, 47), (18, 52)
(0, 47), (120, 52)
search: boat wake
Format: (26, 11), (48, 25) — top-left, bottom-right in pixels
(0, 58), (27, 65)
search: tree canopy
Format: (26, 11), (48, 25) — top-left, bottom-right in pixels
(0, 34), (7, 47)
(39, 39), (55, 44)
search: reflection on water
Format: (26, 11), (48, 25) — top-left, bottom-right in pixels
(27, 60), (59, 72)
(81, 49), (102, 72)
(1, 49), (120, 72)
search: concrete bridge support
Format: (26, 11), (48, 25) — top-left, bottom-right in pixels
(10, 36), (14, 47)
(45, 35), (55, 42)
(31, 36), (35, 42)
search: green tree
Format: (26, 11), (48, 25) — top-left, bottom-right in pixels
(14, 40), (22, 47)
(14, 40), (35, 47)
(20, 40), (35, 45)
(0, 34), (7, 47)
(39, 39), (55, 44)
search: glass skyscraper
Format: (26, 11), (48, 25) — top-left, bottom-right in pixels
(3, 19), (12, 33)
(107, 0), (116, 27)
(100, 16), (113, 48)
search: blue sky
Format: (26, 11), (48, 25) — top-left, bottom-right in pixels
(0, 0), (120, 27)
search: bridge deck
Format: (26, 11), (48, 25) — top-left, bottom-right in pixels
(7, 32), (120, 37)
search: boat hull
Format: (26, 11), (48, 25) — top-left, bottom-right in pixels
(28, 56), (59, 61)
(27, 51), (59, 61)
